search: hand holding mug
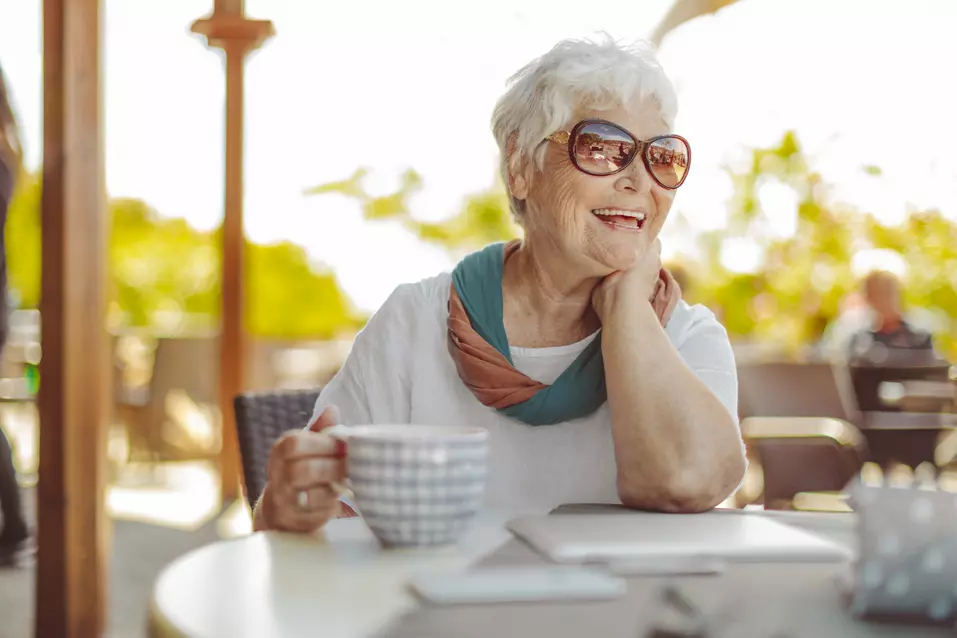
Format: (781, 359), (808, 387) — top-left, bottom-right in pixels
(259, 405), (347, 533)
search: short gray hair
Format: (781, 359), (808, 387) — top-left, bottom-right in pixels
(491, 35), (678, 219)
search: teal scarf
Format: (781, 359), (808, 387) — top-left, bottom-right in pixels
(449, 242), (607, 425)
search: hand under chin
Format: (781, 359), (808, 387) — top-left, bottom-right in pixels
(594, 241), (653, 273)
(592, 239), (663, 318)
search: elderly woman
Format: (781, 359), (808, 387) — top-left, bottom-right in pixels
(255, 37), (747, 533)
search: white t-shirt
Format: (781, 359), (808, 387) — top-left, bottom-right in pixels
(312, 272), (741, 515)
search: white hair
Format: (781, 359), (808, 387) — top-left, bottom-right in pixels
(491, 35), (678, 219)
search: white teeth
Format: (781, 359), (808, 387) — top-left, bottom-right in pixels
(592, 208), (646, 220)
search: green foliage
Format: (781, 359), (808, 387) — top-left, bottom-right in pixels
(305, 169), (522, 260)
(4, 172), (40, 308)
(4, 175), (364, 339)
(11, 128), (953, 358)
(245, 239), (364, 339)
(686, 132), (957, 360)
(309, 134), (957, 361)
(109, 197), (220, 330)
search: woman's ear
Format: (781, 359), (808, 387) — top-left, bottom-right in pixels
(505, 133), (529, 201)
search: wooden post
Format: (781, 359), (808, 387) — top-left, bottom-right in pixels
(36, 0), (110, 636)
(219, 44), (245, 503)
(191, 6), (273, 503)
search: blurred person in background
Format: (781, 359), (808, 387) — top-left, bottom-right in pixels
(0, 63), (30, 563)
(254, 36), (747, 535)
(846, 270), (939, 365)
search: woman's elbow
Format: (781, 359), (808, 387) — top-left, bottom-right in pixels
(617, 456), (747, 514)
(617, 483), (720, 514)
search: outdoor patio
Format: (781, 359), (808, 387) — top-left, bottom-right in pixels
(0, 482), (238, 638)
(2, 0), (957, 636)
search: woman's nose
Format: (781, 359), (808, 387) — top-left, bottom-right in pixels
(615, 159), (654, 194)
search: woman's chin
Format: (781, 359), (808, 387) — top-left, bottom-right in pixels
(591, 246), (641, 274)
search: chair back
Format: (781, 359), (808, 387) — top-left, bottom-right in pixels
(233, 389), (320, 507)
(737, 361), (860, 425)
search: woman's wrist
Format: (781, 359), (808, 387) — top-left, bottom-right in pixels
(600, 294), (659, 330)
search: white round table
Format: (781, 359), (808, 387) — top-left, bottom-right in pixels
(148, 514), (513, 638)
(148, 510), (856, 638)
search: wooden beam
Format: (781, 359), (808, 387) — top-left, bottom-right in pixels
(219, 46), (245, 502)
(650, 0), (741, 46)
(36, 0), (109, 636)
(191, 9), (273, 504)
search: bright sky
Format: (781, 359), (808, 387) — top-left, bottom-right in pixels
(1, 0), (955, 311)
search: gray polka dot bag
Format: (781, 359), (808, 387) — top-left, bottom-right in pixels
(845, 477), (957, 625)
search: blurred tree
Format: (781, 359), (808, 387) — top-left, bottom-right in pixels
(109, 196), (220, 331)
(308, 133), (957, 360)
(4, 172), (40, 308)
(685, 131), (957, 359)
(4, 175), (363, 339)
(305, 168), (522, 261)
(245, 238), (364, 339)
(11, 130), (953, 356)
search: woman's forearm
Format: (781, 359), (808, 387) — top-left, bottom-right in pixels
(602, 303), (746, 512)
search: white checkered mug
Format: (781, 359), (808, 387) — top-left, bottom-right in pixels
(328, 424), (489, 547)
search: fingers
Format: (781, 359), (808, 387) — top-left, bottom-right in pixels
(262, 428), (348, 533)
(257, 405), (349, 533)
(266, 484), (340, 533)
(285, 456), (347, 489)
(273, 429), (343, 460)
(308, 405), (340, 432)
(293, 485), (340, 513)
(649, 278), (664, 303)
(267, 430), (345, 488)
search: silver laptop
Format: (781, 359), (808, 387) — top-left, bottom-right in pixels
(507, 511), (852, 564)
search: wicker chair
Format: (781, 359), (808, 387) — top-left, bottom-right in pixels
(233, 389), (320, 508)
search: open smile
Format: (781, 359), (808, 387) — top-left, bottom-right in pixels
(591, 208), (647, 231)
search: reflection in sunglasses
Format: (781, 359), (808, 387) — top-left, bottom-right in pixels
(547, 119), (691, 188)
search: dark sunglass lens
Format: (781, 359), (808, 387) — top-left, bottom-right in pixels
(572, 122), (636, 175)
(646, 137), (690, 188)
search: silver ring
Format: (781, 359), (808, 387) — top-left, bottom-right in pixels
(297, 489), (309, 510)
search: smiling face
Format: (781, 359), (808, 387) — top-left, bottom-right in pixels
(509, 95), (677, 277)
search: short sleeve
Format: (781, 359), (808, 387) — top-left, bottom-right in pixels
(665, 302), (739, 421)
(310, 284), (418, 426)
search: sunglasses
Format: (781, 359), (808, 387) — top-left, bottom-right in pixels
(545, 119), (691, 189)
